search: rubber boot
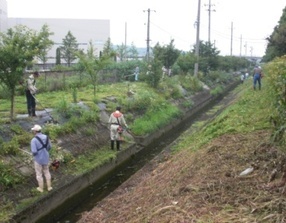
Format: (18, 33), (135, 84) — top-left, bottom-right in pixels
(37, 180), (44, 193)
(111, 140), (114, 150)
(28, 109), (32, 117)
(47, 179), (53, 191)
(32, 108), (37, 117)
(116, 140), (120, 151)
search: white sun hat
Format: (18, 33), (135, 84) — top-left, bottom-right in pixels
(31, 124), (42, 131)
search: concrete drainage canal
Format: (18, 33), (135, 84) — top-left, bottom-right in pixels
(14, 82), (240, 223)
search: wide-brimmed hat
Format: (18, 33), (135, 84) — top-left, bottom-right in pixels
(31, 124), (42, 131)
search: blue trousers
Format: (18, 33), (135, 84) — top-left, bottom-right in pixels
(253, 74), (261, 90)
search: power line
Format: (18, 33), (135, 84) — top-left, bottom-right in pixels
(150, 21), (192, 45)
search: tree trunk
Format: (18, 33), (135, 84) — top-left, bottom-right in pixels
(10, 88), (15, 121)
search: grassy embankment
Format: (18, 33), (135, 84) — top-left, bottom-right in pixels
(174, 76), (272, 153)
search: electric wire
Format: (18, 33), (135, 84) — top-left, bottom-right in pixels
(149, 19), (268, 53)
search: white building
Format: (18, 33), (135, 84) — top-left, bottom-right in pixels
(0, 0), (110, 67)
(0, 0), (8, 31)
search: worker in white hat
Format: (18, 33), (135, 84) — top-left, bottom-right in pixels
(30, 124), (52, 192)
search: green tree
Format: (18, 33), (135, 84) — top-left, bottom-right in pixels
(0, 25), (46, 120)
(176, 52), (196, 74)
(36, 24), (54, 69)
(217, 56), (252, 72)
(152, 39), (181, 70)
(127, 42), (139, 59)
(191, 41), (220, 74)
(102, 37), (116, 59)
(60, 31), (79, 67)
(56, 47), (61, 65)
(77, 40), (113, 96)
(263, 6), (286, 62)
(116, 43), (126, 61)
(145, 59), (162, 88)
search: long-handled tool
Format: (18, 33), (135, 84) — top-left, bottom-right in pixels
(31, 94), (58, 124)
(19, 148), (60, 170)
(104, 122), (142, 143)
(19, 148), (32, 155)
(124, 127), (145, 145)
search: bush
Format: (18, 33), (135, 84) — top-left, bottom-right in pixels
(0, 138), (20, 155)
(126, 90), (155, 113)
(210, 85), (224, 96)
(145, 59), (162, 88)
(180, 75), (203, 93)
(200, 70), (233, 88)
(265, 56), (286, 144)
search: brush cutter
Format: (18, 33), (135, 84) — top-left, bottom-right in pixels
(124, 127), (144, 146)
(104, 122), (142, 143)
(31, 94), (58, 124)
(51, 159), (60, 170)
(18, 148), (60, 170)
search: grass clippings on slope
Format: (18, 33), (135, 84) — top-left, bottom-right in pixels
(79, 130), (286, 223)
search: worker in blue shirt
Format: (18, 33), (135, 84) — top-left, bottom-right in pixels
(31, 124), (52, 192)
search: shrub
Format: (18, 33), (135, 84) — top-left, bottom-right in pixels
(126, 90), (155, 113)
(0, 138), (20, 155)
(180, 75), (203, 93)
(0, 162), (24, 188)
(210, 85), (224, 96)
(265, 56), (286, 144)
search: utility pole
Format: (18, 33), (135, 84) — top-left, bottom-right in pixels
(205, 0), (215, 43)
(143, 8), (155, 62)
(194, 0), (201, 76)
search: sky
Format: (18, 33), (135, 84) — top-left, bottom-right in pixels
(6, 0), (286, 57)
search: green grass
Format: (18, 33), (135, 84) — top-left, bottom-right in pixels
(172, 78), (273, 152)
(70, 147), (117, 175)
(131, 103), (182, 135)
(0, 202), (15, 223)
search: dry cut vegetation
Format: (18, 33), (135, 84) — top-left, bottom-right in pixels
(78, 130), (286, 223)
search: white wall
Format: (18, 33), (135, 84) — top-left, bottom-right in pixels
(8, 18), (110, 64)
(0, 0), (8, 32)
